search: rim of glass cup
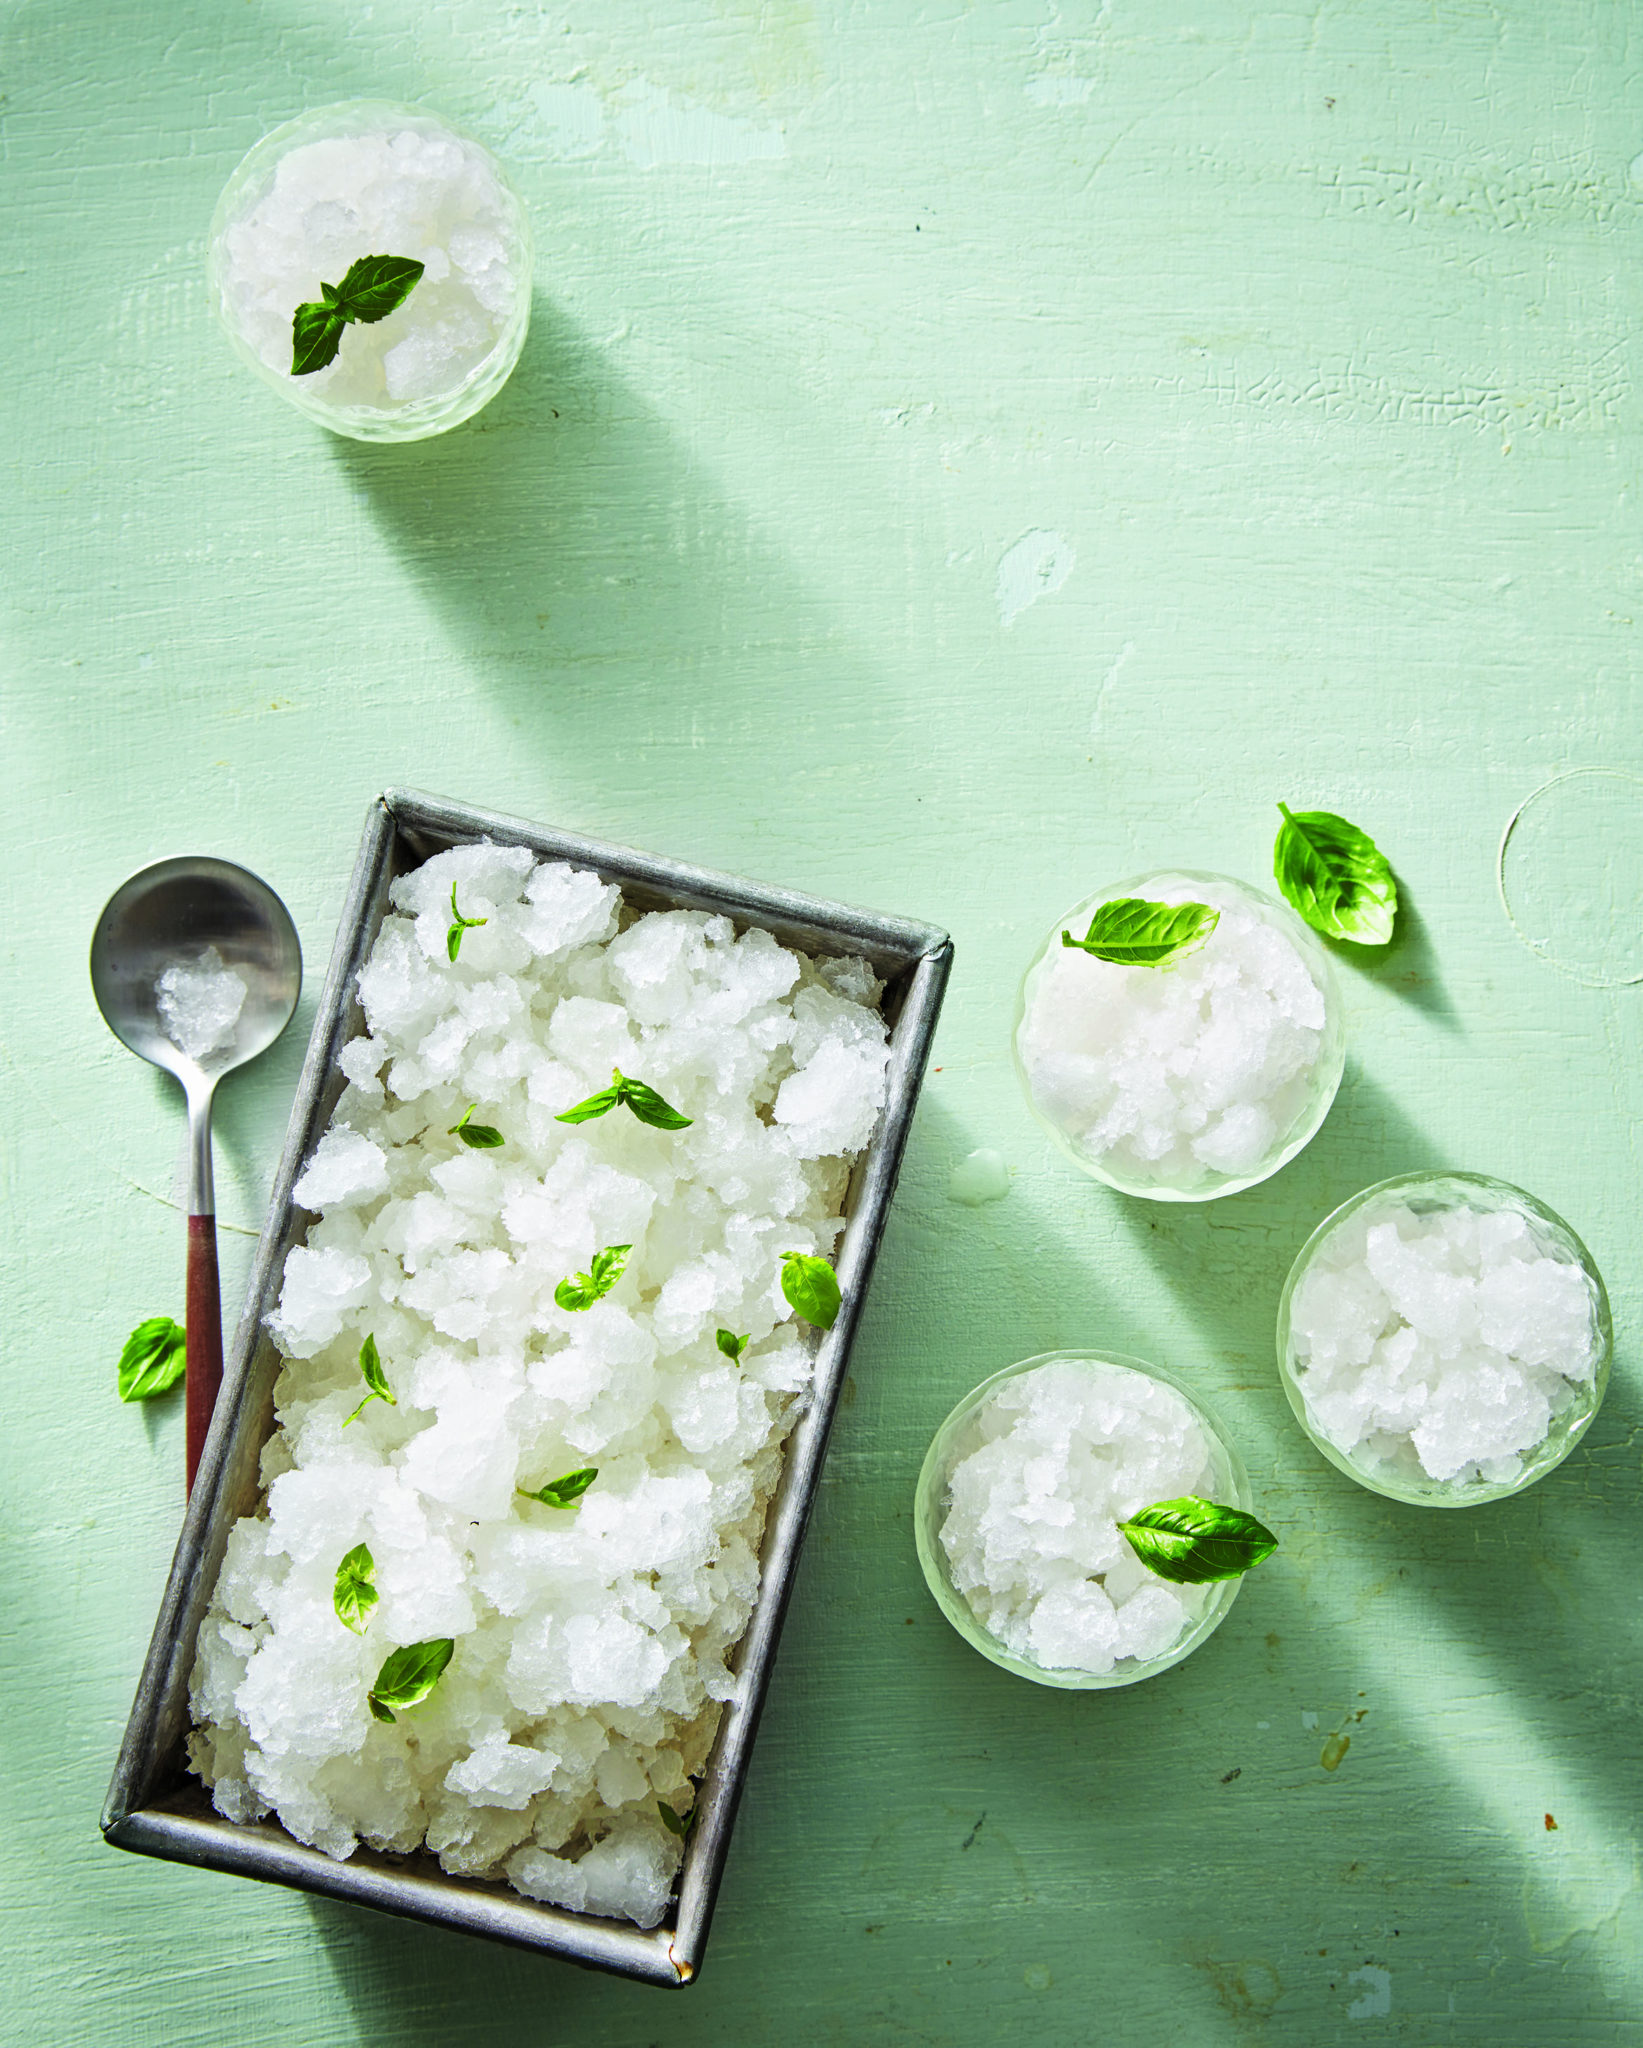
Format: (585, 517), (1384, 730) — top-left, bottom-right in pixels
(913, 1350), (1256, 1690)
(208, 100), (535, 443)
(1011, 869), (1347, 1202)
(1275, 1171), (1613, 1507)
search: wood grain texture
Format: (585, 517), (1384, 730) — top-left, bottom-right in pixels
(3, 0), (1641, 2040)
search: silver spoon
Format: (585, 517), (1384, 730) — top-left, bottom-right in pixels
(90, 858), (301, 1493)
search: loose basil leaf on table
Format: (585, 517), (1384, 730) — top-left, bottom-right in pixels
(367, 1637), (455, 1724)
(780, 1252), (841, 1331)
(117, 1315), (186, 1402)
(1061, 897), (1220, 967)
(1272, 804), (1398, 945)
(1118, 1496), (1278, 1585)
(333, 1543), (378, 1634)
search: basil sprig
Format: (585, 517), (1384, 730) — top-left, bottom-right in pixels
(554, 1243), (631, 1311)
(518, 1465), (598, 1509)
(1118, 1496), (1278, 1585)
(1273, 804), (1398, 945)
(658, 1799), (696, 1840)
(290, 254), (425, 376)
(367, 1637), (454, 1724)
(333, 1543), (378, 1635)
(556, 1067), (693, 1131)
(343, 1333), (396, 1427)
(449, 1103), (504, 1149)
(780, 1252), (840, 1331)
(117, 1316), (186, 1402)
(446, 884), (487, 962)
(716, 1329), (750, 1362)
(1062, 898), (1220, 967)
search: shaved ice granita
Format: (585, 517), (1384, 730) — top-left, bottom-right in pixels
(187, 840), (892, 1927)
(209, 102), (533, 441)
(1278, 1173), (1611, 1505)
(1014, 871), (1345, 1200)
(914, 1353), (1270, 1689)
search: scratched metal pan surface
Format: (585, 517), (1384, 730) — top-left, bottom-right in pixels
(103, 788), (953, 1988)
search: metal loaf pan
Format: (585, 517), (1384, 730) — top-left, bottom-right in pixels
(103, 788), (953, 1987)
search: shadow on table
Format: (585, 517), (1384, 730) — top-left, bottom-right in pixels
(1332, 878), (1465, 1034)
(331, 291), (894, 818)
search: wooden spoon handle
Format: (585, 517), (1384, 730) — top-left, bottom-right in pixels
(186, 1212), (223, 1495)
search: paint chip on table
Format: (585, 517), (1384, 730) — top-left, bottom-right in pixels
(996, 529), (1074, 626)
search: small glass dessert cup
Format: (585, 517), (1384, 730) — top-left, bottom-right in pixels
(1013, 871), (1345, 1202)
(914, 1351), (1256, 1690)
(209, 101), (533, 442)
(1277, 1172), (1612, 1507)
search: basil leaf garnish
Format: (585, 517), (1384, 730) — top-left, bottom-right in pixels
(333, 1543), (378, 1634)
(343, 1333), (396, 1427)
(117, 1315), (186, 1402)
(448, 1103), (504, 1149)
(446, 883), (487, 962)
(556, 1067), (692, 1129)
(517, 1465), (598, 1509)
(1273, 804), (1398, 945)
(657, 1799), (696, 1839)
(289, 253), (425, 377)
(367, 1636), (454, 1724)
(618, 1074), (693, 1130)
(1061, 898), (1220, 967)
(716, 1329), (750, 1362)
(1118, 1496), (1278, 1585)
(780, 1251), (841, 1331)
(554, 1243), (631, 1311)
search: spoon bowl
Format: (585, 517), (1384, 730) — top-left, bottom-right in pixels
(90, 858), (301, 1491)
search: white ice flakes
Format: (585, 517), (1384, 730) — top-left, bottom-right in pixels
(188, 843), (889, 1928)
(1289, 1196), (1601, 1488)
(938, 1361), (1216, 1677)
(1017, 875), (1330, 1193)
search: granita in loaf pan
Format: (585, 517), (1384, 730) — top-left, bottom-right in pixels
(104, 790), (952, 1986)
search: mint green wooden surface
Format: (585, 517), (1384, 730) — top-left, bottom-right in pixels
(5, 2), (1642, 2040)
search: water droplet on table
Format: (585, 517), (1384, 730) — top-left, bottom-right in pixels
(948, 1148), (1009, 1205)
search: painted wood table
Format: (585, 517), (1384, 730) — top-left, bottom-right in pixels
(5, 2), (1642, 2041)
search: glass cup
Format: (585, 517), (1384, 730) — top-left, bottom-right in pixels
(914, 1350), (1256, 1689)
(1276, 1171), (1612, 1506)
(1013, 870), (1346, 1201)
(208, 101), (534, 442)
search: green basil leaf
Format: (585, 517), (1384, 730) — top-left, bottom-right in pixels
(367, 1636), (454, 1722)
(657, 1799), (695, 1839)
(333, 253), (425, 324)
(1273, 805), (1397, 945)
(716, 1329), (750, 1363)
(1118, 1496), (1278, 1585)
(1061, 898), (1220, 967)
(448, 1103), (504, 1149)
(333, 1543), (378, 1634)
(290, 301), (344, 375)
(616, 1071), (693, 1130)
(117, 1315), (187, 1402)
(518, 1465), (598, 1509)
(556, 1083), (622, 1124)
(780, 1252), (841, 1331)
(343, 1333), (396, 1426)
(446, 882), (487, 962)
(554, 1243), (631, 1311)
